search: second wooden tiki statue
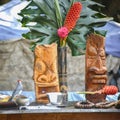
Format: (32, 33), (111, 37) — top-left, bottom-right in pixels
(85, 33), (108, 103)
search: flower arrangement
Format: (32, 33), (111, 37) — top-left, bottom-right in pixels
(20, 0), (112, 56)
(57, 2), (82, 47)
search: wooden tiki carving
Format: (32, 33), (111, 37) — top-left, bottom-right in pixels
(33, 43), (60, 103)
(85, 33), (107, 103)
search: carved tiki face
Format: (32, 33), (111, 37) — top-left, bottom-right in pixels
(85, 33), (107, 103)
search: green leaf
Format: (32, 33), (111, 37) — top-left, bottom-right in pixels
(94, 30), (107, 37)
(54, 0), (63, 27)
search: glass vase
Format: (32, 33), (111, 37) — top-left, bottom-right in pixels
(57, 47), (68, 93)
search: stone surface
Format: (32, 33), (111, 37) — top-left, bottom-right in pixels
(0, 39), (34, 91)
(67, 50), (85, 91)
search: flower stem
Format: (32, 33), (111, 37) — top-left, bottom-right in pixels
(76, 91), (100, 94)
(60, 37), (67, 47)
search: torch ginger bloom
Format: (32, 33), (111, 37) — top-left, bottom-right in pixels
(77, 85), (118, 95)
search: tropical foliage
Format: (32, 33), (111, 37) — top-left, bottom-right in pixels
(19, 0), (112, 56)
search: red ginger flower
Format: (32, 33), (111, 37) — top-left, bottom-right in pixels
(100, 85), (118, 95)
(64, 2), (82, 32)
